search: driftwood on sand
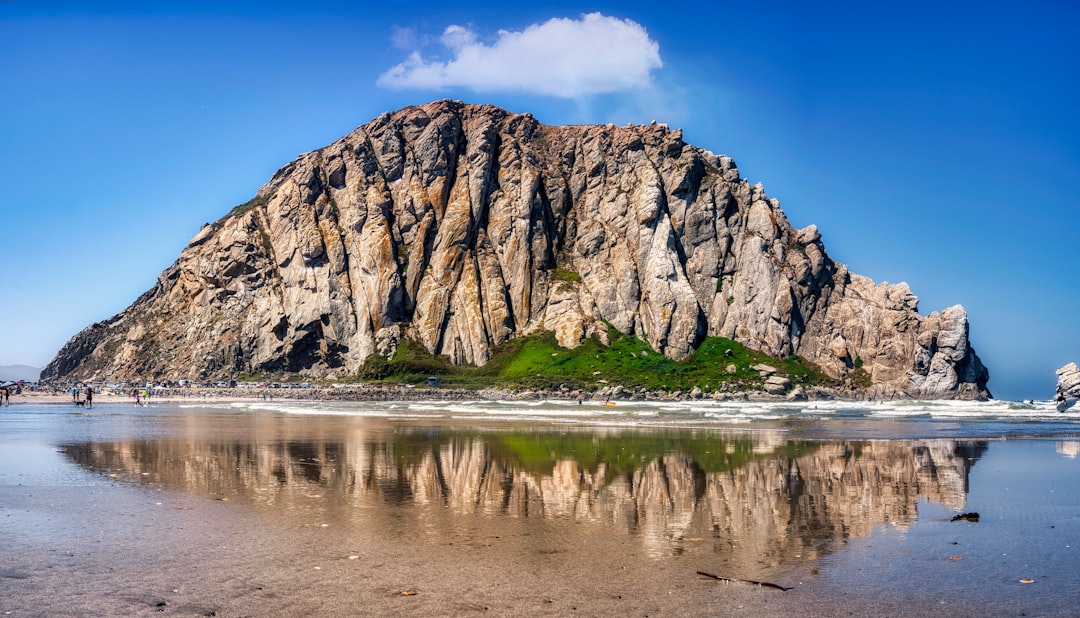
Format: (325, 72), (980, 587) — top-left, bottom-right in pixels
(696, 571), (791, 591)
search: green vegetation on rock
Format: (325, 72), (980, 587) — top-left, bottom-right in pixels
(357, 324), (836, 394)
(221, 195), (269, 223)
(552, 268), (581, 282)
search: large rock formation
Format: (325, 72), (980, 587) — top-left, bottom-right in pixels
(1055, 363), (1079, 411)
(42, 100), (989, 398)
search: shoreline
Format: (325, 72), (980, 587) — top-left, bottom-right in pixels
(9, 382), (997, 406)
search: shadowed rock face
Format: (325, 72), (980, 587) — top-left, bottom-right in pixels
(42, 100), (989, 398)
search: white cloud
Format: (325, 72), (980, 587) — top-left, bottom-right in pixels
(377, 13), (663, 98)
(440, 24), (477, 52)
(390, 26), (419, 50)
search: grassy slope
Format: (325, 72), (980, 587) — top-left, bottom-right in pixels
(356, 325), (838, 394)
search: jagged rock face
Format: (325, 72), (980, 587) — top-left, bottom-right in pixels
(1056, 363), (1080, 402)
(42, 100), (989, 398)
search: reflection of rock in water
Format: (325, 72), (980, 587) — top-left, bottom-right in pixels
(1057, 441), (1080, 459)
(61, 433), (985, 568)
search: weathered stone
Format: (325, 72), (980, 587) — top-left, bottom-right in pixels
(1055, 363), (1080, 407)
(795, 224), (821, 245)
(41, 100), (990, 399)
(753, 364), (777, 376)
(764, 375), (792, 394)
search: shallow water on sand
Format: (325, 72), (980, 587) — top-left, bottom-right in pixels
(3, 401), (1079, 616)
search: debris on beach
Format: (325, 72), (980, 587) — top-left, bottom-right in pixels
(950, 512), (980, 522)
(696, 571), (791, 591)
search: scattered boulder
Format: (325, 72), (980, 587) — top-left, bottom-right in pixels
(787, 385), (808, 401)
(753, 364), (777, 376)
(764, 375), (792, 395)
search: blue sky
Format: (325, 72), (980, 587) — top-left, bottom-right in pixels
(1, 1), (1077, 400)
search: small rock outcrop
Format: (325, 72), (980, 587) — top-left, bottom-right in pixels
(1055, 363), (1080, 411)
(41, 100), (990, 398)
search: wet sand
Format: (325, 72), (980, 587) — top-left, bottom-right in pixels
(12, 390), (265, 405)
(1, 475), (798, 617)
(1, 459), (802, 615)
(3, 402), (1079, 617)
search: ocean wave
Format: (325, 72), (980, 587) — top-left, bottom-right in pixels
(187, 398), (1080, 429)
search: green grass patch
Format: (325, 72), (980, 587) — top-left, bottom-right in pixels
(357, 339), (453, 382)
(356, 324), (838, 393)
(552, 269), (581, 282)
(846, 367), (873, 389)
(229, 195), (268, 219)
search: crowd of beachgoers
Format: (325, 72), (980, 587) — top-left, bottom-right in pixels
(8, 379), (808, 405)
(10, 380), (558, 404)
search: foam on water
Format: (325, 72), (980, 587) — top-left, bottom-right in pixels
(210, 397), (1080, 431)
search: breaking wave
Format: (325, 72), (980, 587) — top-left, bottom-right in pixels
(207, 398), (1080, 436)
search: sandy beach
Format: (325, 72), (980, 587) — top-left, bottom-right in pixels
(13, 389), (281, 406)
(0, 472), (805, 617)
(3, 399), (1079, 617)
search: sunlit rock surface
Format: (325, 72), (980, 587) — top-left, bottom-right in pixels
(1055, 363), (1080, 408)
(43, 101), (988, 398)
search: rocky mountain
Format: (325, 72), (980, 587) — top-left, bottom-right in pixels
(42, 100), (989, 398)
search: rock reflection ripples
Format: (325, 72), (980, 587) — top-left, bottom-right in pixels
(61, 428), (986, 568)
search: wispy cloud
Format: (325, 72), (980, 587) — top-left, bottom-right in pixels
(377, 13), (663, 98)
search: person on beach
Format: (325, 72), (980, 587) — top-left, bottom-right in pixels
(71, 386), (78, 402)
(85, 386), (93, 408)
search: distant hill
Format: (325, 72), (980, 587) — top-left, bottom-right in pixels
(0, 365), (40, 382)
